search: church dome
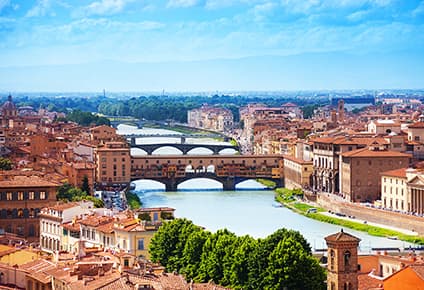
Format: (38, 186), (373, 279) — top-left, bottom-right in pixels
(1, 95), (17, 117)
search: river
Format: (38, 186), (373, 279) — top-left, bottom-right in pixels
(118, 124), (413, 252)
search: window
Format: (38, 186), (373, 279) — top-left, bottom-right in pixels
(6, 192), (12, 201)
(138, 239), (144, 250)
(344, 251), (351, 269)
(124, 259), (129, 267)
(39, 191), (46, 200)
(330, 250), (335, 270)
(92, 231), (95, 240)
(29, 191), (34, 200)
(18, 192), (24, 200)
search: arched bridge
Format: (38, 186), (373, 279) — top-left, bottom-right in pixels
(130, 141), (239, 155)
(131, 154), (284, 191)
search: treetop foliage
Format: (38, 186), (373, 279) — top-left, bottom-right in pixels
(149, 218), (326, 290)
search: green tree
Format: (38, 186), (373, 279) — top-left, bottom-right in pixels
(181, 230), (211, 280)
(72, 195), (104, 208)
(139, 213), (151, 221)
(197, 229), (237, 285)
(149, 219), (200, 272)
(247, 228), (311, 289)
(229, 235), (257, 289)
(56, 182), (103, 208)
(0, 157), (12, 170)
(264, 237), (326, 290)
(80, 175), (90, 195)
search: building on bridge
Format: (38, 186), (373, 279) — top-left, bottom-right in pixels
(130, 154), (284, 191)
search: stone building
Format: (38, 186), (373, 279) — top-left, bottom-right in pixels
(39, 201), (94, 253)
(311, 136), (389, 195)
(283, 154), (313, 190)
(0, 173), (60, 241)
(325, 230), (361, 290)
(187, 105), (233, 133)
(94, 141), (131, 187)
(340, 144), (410, 202)
(380, 168), (408, 212)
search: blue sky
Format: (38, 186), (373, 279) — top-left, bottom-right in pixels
(0, 0), (423, 91)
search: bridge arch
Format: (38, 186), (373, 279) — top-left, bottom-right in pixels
(178, 178), (223, 190)
(186, 147), (214, 155)
(131, 148), (148, 156)
(218, 148), (239, 155)
(151, 146), (183, 155)
(131, 179), (166, 191)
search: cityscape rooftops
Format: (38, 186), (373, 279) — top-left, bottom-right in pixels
(341, 147), (411, 158)
(380, 168), (408, 179)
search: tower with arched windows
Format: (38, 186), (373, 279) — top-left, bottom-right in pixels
(325, 229), (361, 290)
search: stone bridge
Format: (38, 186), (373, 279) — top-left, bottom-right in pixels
(131, 154), (284, 191)
(130, 141), (239, 155)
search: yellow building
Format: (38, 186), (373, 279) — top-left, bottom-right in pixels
(283, 154), (313, 190)
(381, 168), (408, 212)
(113, 218), (158, 260)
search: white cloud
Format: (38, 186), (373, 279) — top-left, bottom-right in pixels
(81, 0), (132, 16)
(413, 1), (424, 16)
(166, 0), (200, 8)
(25, 0), (51, 17)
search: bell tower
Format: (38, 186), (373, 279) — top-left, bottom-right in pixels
(337, 99), (345, 123)
(325, 229), (361, 290)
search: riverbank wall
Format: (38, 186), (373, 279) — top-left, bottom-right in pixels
(317, 193), (424, 235)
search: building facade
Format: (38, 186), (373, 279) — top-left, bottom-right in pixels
(94, 141), (131, 186)
(283, 154), (313, 190)
(325, 230), (361, 290)
(340, 145), (410, 202)
(39, 201), (94, 253)
(0, 173), (60, 241)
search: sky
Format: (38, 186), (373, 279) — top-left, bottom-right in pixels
(0, 0), (423, 92)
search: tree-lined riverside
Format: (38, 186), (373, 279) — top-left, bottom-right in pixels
(149, 218), (326, 290)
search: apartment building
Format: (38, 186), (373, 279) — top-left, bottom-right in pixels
(39, 201), (94, 253)
(0, 173), (60, 241)
(94, 141), (131, 186)
(283, 154), (313, 190)
(187, 105), (233, 132)
(340, 144), (410, 202)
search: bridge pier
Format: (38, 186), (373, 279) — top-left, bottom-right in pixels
(222, 177), (236, 191)
(164, 180), (178, 192)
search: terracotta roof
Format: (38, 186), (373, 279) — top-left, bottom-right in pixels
(62, 221), (81, 232)
(283, 154), (313, 165)
(325, 230), (361, 243)
(410, 264), (424, 281)
(408, 122), (424, 129)
(79, 215), (114, 227)
(0, 175), (60, 188)
(381, 168), (407, 179)
(46, 202), (80, 211)
(96, 221), (115, 234)
(342, 147), (411, 158)
(358, 272), (383, 290)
